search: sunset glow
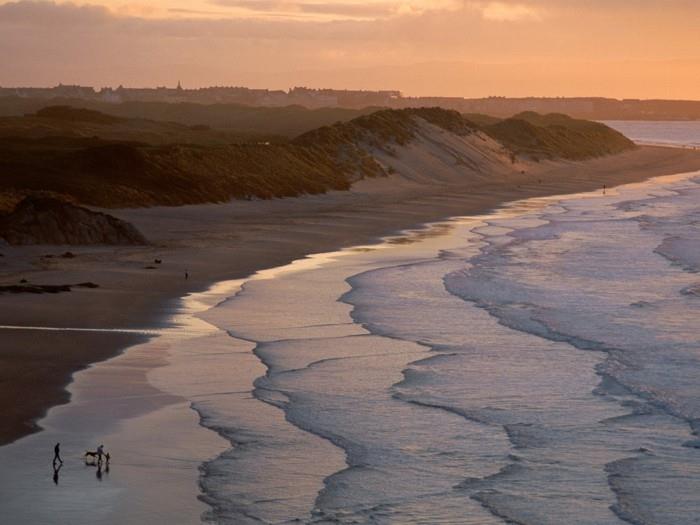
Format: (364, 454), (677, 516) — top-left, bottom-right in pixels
(1, 0), (699, 98)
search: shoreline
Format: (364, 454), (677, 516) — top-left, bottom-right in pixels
(193, 168), (700, 521)
(2, 145), (700, 446)
(0, 149), (698, 522)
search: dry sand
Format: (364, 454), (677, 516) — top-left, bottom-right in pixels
(1, 145), (700, 445)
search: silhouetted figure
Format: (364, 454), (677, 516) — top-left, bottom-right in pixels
(603, 184), (607, 195)
(53, 442), (63, 465)
(52, 462), (62, 485)
(185, 270), (189, 280)
(97, 444), (105, 465)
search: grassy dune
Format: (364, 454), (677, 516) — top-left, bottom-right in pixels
(0, 97), (373, 138)
(480, 112), (634, 161)
(0, 107), (634, 212)
(0, 105), (284, 146)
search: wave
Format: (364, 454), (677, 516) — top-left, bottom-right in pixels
(194, 170), (700, 524)
(444, 176), (700, 523)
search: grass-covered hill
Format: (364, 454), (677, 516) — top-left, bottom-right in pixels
(0, 108), (469, 211)
(0, 106), (634, 213)
(0, 105), (284, 146)
(0, 97), (374, 138)
(479, 111), (634, 161)
(0, 137), (353, 210)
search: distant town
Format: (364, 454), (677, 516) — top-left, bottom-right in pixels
(0, 83), (402, 109)
(1, 83), (699, 120)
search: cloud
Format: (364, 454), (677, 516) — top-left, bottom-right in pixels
(0, 0), (112, 25)
(168, 7), (222, 15)
(209, 0), (456, 19)
(476, 1), (543, 21)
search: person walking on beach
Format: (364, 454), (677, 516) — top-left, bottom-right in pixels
(97, 444), (105, 464)
(53, 442), (63, 465)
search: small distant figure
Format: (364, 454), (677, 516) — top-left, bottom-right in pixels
(53, 442), (63, 465)
(185, 270), (189, 280)
(96, 450), (111, 480)
(603, 184), (607, 195)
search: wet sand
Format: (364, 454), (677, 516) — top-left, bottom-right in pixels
(1, 145), (700, 446)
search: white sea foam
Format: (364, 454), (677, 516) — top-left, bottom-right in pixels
(445, 173), (700, 524)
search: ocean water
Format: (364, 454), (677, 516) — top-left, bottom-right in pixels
(198, 177), (700, 523)
(603, 120), (700, 149)
(194, 124), (700, 524)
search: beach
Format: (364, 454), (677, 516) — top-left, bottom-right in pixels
(1, 144), (699, 446)
(2, 142), (700, 523)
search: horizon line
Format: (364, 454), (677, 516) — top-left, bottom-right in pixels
(2, 84), (700, 103)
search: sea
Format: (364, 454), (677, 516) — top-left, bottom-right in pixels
(190, 121), (700, 524)
(1, 121), (700, 524)
(604, 120), (700, 149)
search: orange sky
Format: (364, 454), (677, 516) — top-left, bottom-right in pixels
(1, 0), (699, 99)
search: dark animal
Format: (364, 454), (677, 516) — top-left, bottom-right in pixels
(85, 450), (111, 464)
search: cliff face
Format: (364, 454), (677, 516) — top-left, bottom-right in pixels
(0, 197), (148, 245)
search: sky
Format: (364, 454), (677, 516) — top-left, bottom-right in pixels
(1, 0), (699, 99)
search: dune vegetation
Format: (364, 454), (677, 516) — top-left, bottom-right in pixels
(0, 105), (285, 146)
(0, 97), (374, 138)
(0, 106), (634, 213)
(479, 111), (634, 161)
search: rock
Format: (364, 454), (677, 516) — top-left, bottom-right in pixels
(75, 282), (99, 289)
(0, 197), (148, 246)
(0, 282), (99, 294)
(1, 284), (71, 294)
